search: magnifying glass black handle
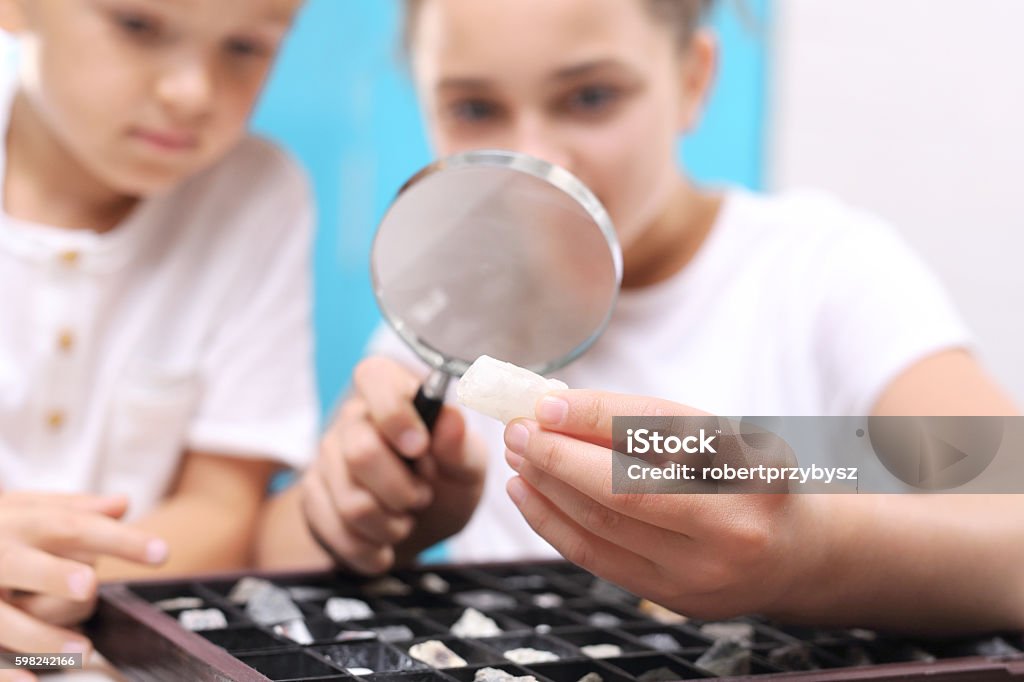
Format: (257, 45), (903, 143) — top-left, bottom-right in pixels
(413, 385), (444, 432)
(403, 371), (451, 469)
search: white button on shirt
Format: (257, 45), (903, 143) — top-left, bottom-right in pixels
(0, 77), (318, 519)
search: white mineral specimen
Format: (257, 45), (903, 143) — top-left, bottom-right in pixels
(154, 596), (204, 611)
(457, 356), (568, 423)
(325, 597), (374, 622)
(364, 577), (412, 596)
(474, 668), (539, 682)
(228, 576), (272, 604)
(178, 608), (228, 631)
(577, 673), (604, 682)
(451, 608), (503, 638)
(348, 668), (375, 676)
(409, 640), (468, 668)
(503, 648), (560, 664)
(274, 619), (314, 645)
(580, 644), (622, 659)
(532, 593), (563, 609)
(421, 573), (451, 594)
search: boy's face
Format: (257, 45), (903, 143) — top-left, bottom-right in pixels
(4, 0), (302, 195)
(411, 0), (714, 251)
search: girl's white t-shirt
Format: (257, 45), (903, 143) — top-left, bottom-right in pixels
(370, 188), (973, 561)
(0, 82), (318, 519)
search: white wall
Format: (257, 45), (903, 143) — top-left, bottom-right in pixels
(769, 0), (1024, 404)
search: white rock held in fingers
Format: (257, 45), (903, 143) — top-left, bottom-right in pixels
(457, 355), (568, 423)
(274, 619), (314, 645)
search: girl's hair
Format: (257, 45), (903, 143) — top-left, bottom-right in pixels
(401, 0), (716, 53)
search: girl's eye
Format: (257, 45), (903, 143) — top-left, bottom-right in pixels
(114, 12), (160, 39)
(225, 38), (270, 59)
(565, 85), (620, 113)
(450, 99), (501, 123)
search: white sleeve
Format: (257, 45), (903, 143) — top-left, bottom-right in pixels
(815, 212), (974, 414)
(185, 143), (319, 469)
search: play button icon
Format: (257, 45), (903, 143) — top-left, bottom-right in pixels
(867, 417), (1004, 490)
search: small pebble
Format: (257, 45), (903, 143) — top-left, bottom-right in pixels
(636, 667), (680, 682)
(372, 625), (416, 642)
(455, 590), (518, 611)
(178, 608), (228, 632)
(228, 576), (271, 604)
(638, 633), (681, 651)
(409, 640), (468, 668)
(532, 593), (563, 609)
(335, 630), (379, 642)
(580, 644), (622, 659)
(154, 596), (204, 611)
(767, 642), (818, 671)
(473, 668), (539, 682)
(535, 624), (552, 634)
(577, 673), (604, 682)
(273, 619), (314, 645)
(452, 608), (503, 638)
(246, 583), (303, 625)
(348, 668), (374, 676)
(503, 647), (560, 664)
(421, 573), (451, 594)
(364, 577), (412, 596)
(587, 612), (621, 628)
(589, 579), (636, 605)
(325, 597), (374, 622)
(699, 622), (755, 645)
(695, 639), (752, 677)
(287, 586), (334, 602)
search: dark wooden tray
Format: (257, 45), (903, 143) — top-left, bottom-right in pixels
(86, 560), (1024, 681)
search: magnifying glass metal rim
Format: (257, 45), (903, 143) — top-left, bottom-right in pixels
(371, 148), (623, 383)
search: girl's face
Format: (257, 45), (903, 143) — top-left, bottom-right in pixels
(2, 0), (302, 196)
(410, 0), (714, 250)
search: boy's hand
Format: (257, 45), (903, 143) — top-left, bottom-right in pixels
(0, 493), (168, 659)
(302, 356), (486, 574)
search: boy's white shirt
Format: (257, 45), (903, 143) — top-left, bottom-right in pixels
(0, 75), (318, 519)
(369, 187), (974, 561)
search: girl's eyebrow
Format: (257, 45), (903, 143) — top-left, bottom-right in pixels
(437, 77), (493, 92)
(550, 59), (632, 81)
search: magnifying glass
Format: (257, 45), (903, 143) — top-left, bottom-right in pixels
(371, 149), (622, 432)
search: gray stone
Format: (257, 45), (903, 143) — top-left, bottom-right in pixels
(638, 633), (681, 651)
(588, 579), (636, 605)
(699, 622), (755, 645)
(228, 576), (272, 605)
(273, 619), (314, 645)
(587, 612), (621, 628)
(532, 593), (563, 609)
(767, 642), (818, 671)
(695, 639), (752, 677)
(420, 573), (451, 594)
(246, 583), (303, 625)
(364, 577), (412, 597)
(636, 667), (680, 682)
(372, 625), (416, 642)
(454, 590), (518, 611)
(576, 673), (604, 682)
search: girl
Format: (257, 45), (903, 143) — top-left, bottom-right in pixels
(267, 0), (1021, 634)
(0, 0), (316, 661)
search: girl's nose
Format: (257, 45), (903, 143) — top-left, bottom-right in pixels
(155, 56), (214, 122)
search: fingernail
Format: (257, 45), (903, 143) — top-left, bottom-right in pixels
(504, 423), (529, 455)
(507, 477), (528, 505)
(62, 639), (89, 654)
(505, 450), (524, 471)
(537, 396), (568, 426)
(398, 429), (428, 456)
(67, 570), (92, 599)
(146, 538), (169, 564)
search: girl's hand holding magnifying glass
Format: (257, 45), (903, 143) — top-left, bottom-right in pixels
(301, 356), (487, 574)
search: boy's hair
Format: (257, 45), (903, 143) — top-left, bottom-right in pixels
(401, 0), (716, 53)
